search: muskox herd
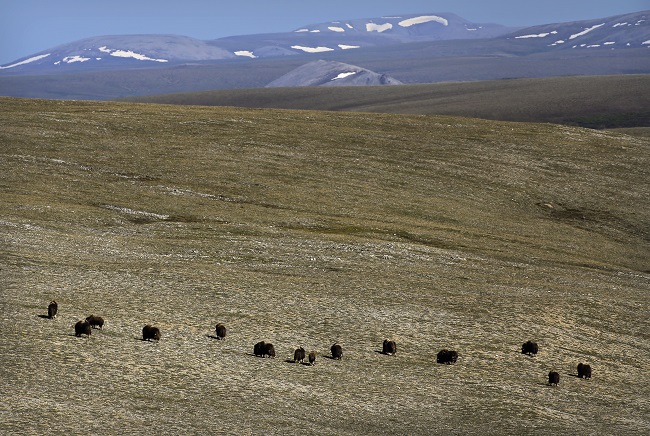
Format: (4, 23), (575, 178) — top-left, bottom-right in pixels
(521, 340), (593, 386)
(43, 302), (593, 384)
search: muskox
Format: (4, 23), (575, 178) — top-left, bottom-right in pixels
(382, 339), (397, 355)
(254, 341), (266, 357)
(577, 363), (592, 379)
(522, 340), (539, 356)
(293, 347), (306, 363)
(254, 341), (275, 358)
(215, 323), (227, 340)
(308, 351), (316, 366)
(142, 325), (161, 341)
(548, 371), (560, 386)
(437, 349), (458, 364)
(331, 343), (343, 360)
(47, 301), (58, 319)
(74, 320), (91, 337)
(86, 315), (104, 329)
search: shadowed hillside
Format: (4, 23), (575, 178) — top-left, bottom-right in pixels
(1, 97), (649, 434)
(123, 74), (650, 130)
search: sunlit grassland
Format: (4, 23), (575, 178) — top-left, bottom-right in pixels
(1, 97), (648, 434)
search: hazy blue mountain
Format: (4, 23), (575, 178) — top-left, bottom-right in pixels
(504, 10), (650, 50)
(265, 60), (402, 87)
(0, 10), (647, 99)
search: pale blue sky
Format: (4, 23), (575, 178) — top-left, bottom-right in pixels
(1, 0), (647, 64)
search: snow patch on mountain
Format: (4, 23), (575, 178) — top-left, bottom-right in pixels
(366, 22), (393, 33)
(515, 31), (558, 39)
(100, 47), (168, 62)
(331, 71), (357, 80)
(291, 45), (335, 53)
(399, 16), (449, 27)
(0, 53), (51, 69)
(235, 50), (257, 58)
(569, 23), (606, 40)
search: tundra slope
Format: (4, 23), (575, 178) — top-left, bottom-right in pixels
(0, 98), (648, 434)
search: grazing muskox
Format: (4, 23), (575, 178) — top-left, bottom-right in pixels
(437, 349), (458, 364)
(47, 301), (58, 319)
(85, 315), (104, 329)
(308, 351), (316, 366)
(254, 341), (275, 358)
(215, 323), (227, 340)
(577, 363), (592, 379)
(254, 341), (266, 357)
(74, 320), (91, 337)
(382, 339), (397, 355)
(293, 347), (306, 363)
(142, 325), (161, 341)
(522, 340), (539, 356)
(548, 371), (560, 386)
(331, 343), (343, 360)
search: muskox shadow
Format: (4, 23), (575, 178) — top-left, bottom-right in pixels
(206, 334), (224, 340)
(37, 314), (51, 319)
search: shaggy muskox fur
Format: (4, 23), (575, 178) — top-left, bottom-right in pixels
(382, 339), (397, 355)
(215, 323), (227, 340)
(254, 341), (275, 357)
(308, 351), (316, 366)
(74, 320), (91, 337)
(85, 315), (104, 329)
(577, 363), (592, 379)
(142, 325), (161, 341)
(331, 343), (343, 360)
(47, 301), (58, 319)
(254, 341), (266, 357)
(437, 349), (458, 364)
(293, 347), (306, 363)
(522, 340), (539, 356)
(548, 371), (560, 386)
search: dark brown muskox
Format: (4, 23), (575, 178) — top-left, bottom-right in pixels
(74, 320), (91, 337)
(254, 341), (275, 357)
(437, 349), (458, 364)
(548, 371), (560, 386)
(215, 323), (227, 340)
(48, 301), (58, 319)
(382, 339), (397, 355)
(522, 340), (539, 356)
(293, 347), (306, 363)
(308, 351), (316, 366)
(86, 315), (104, 329)
(331, 343), (343, 360)
(142, 325), (161, 341)
(577, 363), (592, 379)
(254, 341), (266, 357)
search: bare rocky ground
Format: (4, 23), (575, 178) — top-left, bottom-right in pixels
(1, 98), (648, 434)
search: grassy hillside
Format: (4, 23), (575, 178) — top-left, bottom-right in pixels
(123, 74), (650, 129)
(1, 97), (649, 434)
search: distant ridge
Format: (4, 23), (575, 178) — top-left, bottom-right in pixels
(0, 10), (648, 100)
(265, 60), (402, 87)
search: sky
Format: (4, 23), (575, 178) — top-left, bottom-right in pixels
(1, 0), (648, 65)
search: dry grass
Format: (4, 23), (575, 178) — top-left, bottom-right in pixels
(1, 97), (649, 434)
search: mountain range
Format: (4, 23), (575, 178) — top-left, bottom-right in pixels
(0, 10), (648, 99)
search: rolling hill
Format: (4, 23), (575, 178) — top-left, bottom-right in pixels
(1, 97), (649, 434)
(122, 74), (650, 130)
